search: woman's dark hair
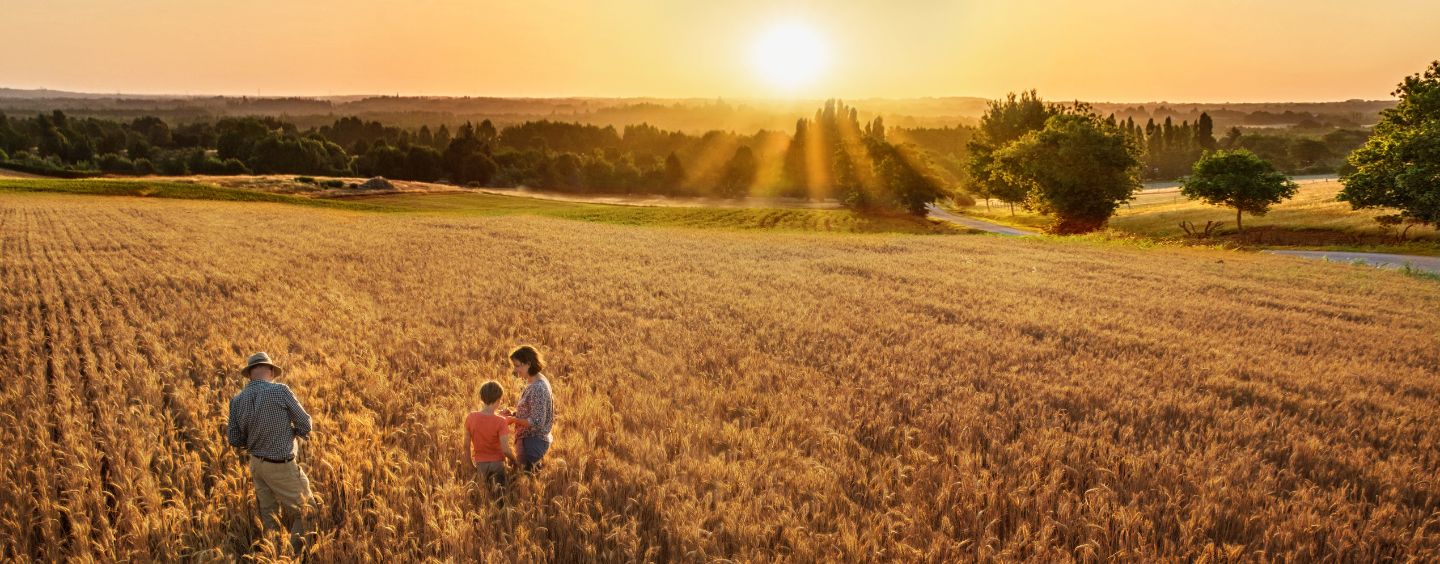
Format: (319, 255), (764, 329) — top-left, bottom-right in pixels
(509, 345), (544, 376)
(480, 381), (503, 405)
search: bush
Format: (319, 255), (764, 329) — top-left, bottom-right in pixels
(248, 133), (350, 176)
(0, 152), (101, 178)
(948, 191), (976, 207)
(98, 153), (135, 174)
(132, 159), (158, 175)
(220, 158), (250, 175)
(157, 156), (189, 176)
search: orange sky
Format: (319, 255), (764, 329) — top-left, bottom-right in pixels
(3, 0), (1438, 102)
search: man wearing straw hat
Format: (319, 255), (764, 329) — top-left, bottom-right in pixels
(227, 352), (314, 552)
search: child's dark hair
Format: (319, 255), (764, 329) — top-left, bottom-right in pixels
(480, 381), (503, 404)
(509, 345), (544, 376)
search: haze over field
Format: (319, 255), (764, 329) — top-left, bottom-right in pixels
(4, 0), (1439, 101)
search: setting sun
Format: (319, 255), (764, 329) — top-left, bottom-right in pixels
(749, 21), (830, 93)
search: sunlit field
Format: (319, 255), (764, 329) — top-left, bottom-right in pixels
(4, 191), (1439, 561)
(0, 178), (959, 235)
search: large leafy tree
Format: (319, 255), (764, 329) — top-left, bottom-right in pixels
(442, 132), (497, 185)
(966, 90), (1058, 212)
(993, 113), (1141, 234)
(1181, 149), (1298, 233)
(1338, 60), (1440, 226)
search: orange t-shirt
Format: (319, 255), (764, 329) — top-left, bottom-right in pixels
(465, 411), (512, 463)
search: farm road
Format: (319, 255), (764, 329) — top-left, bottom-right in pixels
(927, 205), (1440, 275)
(1263, 250), (1440, 275)
(924, 204), (1037, 236)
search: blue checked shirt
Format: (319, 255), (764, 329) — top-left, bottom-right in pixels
(227, 380), (312, 460)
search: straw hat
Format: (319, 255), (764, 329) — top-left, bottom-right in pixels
(241, 352), (283, 377)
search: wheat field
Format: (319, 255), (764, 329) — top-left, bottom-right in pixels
(2, 191), (1439, 561)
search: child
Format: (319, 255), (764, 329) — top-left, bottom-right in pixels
(464, 381), (519, 488)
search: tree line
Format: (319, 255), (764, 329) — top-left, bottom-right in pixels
(0, 102), (963, 215)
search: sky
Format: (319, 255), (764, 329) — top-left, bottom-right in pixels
(3, 0), (1438, 102)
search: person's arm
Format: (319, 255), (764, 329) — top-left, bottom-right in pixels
(499, 433), (518, 466)
(282, 386), (313, 439)
(463, 420), (474, 465)
(226, 398), (246, 448)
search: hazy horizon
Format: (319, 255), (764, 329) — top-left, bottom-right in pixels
(4, 1), (1438, 103)
(0, 86), (1407, 106)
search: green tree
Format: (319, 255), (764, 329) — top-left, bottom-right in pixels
(717, 146), (757, 198)
(1181, 149), (1298, 233)
(130, 116), (173, 148)
(1288, 139), (1332, 169)
(1339, 60), (1440, 226)
(783, 119), (810, 196)
(126, 135), (153, 160)
(582, 157), (615, 193)
(402, 145), (444, 181)
(65, 135), (95, 163)
(833, 146), (866, 209)
(0, 114), (23, 154)
(1220, 127), (1242, 149)
(248, 133), (350, 176)
(38, 126), (68, 159)
(98, 152), (133, 173)
(871, 142), (944, 215)
(477, 120), (497, 144)
(1196, 112), (1217, 151)
(132, 158), (157, 175)
(966, 90), (1058, 210)
(443, 134), (496, 185)
(993, 113), (1141, 234)
(553, 153), (583, 190)
(663, 152), (686, 195)
(216, 117), (274, 160)
(435, 124), (453, 149)
(355, 143), (407, 178)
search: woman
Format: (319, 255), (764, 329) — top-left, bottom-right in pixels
(502, 345), (554, 472)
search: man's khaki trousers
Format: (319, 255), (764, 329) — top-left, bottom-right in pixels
(248, 456), (312, 548)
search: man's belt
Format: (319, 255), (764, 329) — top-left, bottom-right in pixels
(252, 454), (294, 464)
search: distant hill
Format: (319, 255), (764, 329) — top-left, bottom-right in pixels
(0, 87), (192, 100)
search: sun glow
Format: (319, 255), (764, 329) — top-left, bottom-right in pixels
(750, 21), (830, 93)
